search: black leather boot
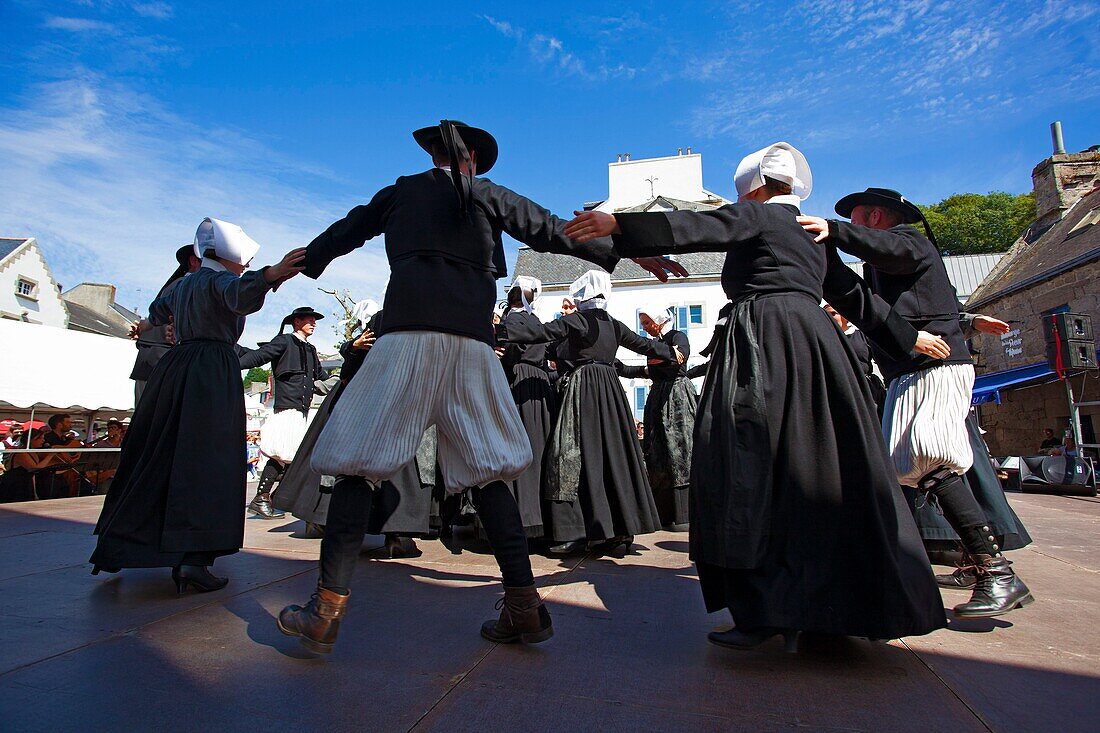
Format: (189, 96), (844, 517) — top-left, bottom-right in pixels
(172, 565), (229, 594)
(937, 565), (978, 589)
(953, 555), (1034, 618)
(248, 493), (285, 519)
(951, 524), (1034, 618)
(708, 627), (799, 653)
(278, 586), (349, 653)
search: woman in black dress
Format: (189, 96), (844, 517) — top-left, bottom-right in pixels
(565, 143), (947, 649)
(620, 303), (697, 531)
(498, 270), (683, 556)
(91, 219), (305, 593)
(493, 276), (555, 538)
(0, 427), (53, 503)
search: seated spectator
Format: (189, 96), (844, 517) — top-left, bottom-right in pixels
(1038, 428), (1063, 455)
(88, 419), (124, 495)
(0, 428), (54, 502)
(42, 414), (85, 498)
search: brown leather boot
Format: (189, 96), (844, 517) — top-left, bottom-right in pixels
(480, 585), (554, 644)
(278, 586), (349, 653)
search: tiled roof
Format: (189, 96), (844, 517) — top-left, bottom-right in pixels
(0, 238), (29, 263)
(64, 301), (132, 339)
(967, 186), (1100, 307)
(846, 253), (1006, 302)
(515, 247), (725, 286)
(616, 196), (725, 213)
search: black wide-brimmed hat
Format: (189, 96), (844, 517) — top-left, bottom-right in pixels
(834, 187), (923, 224)
(280, 306), (325, 329)
(413, 120), (498, 174)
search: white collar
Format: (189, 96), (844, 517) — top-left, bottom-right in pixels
(843, 323), (858, 336)
(659, 320), (674, 336)
(764, 194), (802, 211)
(292, 331), (309, 342)
(201, 257), (228, 273)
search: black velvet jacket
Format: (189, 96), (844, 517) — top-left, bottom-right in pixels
(303, 168), (619, 345)
(827, 221), (971, 382)
(239, 332), (325, 413)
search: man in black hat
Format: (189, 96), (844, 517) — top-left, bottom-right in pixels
(130, 244), (202, 403)
(239, 306), (332, 519)
(276, 120), (686, 655)
(799, 189), (1033, 619)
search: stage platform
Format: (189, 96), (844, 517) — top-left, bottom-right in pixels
(0, 491), (1097, 732)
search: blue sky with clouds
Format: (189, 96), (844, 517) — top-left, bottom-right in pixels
(1, 0), (1098, 350)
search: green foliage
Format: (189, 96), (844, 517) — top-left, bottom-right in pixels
(243, 367), (270, 387)
(917, 192), (1036, 255)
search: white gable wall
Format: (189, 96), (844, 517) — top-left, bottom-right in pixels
(0, 239), (69, 328)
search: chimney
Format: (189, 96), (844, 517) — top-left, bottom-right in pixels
(1031, 122), (1100, 228)
(677, 147), (683, 156)
(616, 153), (623, 163)
(686, 146), (692, 154)
(624, 153), (630, 161)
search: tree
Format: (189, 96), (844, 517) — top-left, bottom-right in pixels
(917, 192), (1036, 255)
(243, 367), (270, 388)
(317, 287), (360, 341)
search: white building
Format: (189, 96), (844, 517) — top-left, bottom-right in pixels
(516, 153), (1009, 419)
(0, 238), (68, 328)
(517, 150), (732, 419)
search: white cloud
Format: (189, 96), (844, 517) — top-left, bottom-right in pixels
(44, 16), (117, 33)
(132, 2), (174, 19)
(0, 78), (391, 352)
(482, 16), (637, 81)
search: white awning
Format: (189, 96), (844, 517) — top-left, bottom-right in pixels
(0, 319), (136, 412)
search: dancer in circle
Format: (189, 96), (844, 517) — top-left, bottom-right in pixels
(800, 188), (1033, 618)
(566, 143), (949, 650)
(91, 219), (305, 593)
(276, 120), (685, 653)
(497, 270), (683, 557)
(620, 302), (697, 531)
(494, 276), (554, 539)
(239, 306), (330, 520)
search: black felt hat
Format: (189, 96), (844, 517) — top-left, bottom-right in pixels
(280, 306), (325, 329)
(413, 120), (498, 174)
(834, 188), (923, 224)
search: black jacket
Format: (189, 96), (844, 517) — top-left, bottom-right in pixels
(827, 220), (971, 383)
(130, 277), (183, 381)
(619, 329), (691, 382)
(239, 332), (325, 412)
(303, 169), (619, 345)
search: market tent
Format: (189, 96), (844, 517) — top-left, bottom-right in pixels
(0, 319), (136, 412)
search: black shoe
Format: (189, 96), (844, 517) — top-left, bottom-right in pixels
(248, 495), (285, 520)
(172, 565), (229, 594)
(591, 536), (633, 558)
(663, 522), (690, 533)
(952, 555), (1034, 618)
(707, 627), (799, 653)
(548, 540), (585, 555)
(936, 565), (978, 589)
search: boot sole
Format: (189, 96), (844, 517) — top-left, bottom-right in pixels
(276, 616), (334, 654)
(247, 509), (286, 520)
(480, 626), (554, 644)
(953, 593), (1035, 619)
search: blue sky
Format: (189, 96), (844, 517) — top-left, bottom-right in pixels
(1, 0), (1098, 350)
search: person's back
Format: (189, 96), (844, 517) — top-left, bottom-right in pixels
(155, 267), (254, 344)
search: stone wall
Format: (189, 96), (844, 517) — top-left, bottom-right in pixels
(971, 261), (1100, 374)
(970, 261), (1100, 456)
(1032, 151), (1100, 229)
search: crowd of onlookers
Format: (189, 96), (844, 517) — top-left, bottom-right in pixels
(0, 414), (128, 502)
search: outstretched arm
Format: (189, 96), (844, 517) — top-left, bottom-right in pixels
(798, 216), (930, 275)
(567, 203), (766, 257)
(497, 311), (588, 345)
(304, 185), (396, 279)
(239, 337), (286, 370)
(615, 321), (680, 362)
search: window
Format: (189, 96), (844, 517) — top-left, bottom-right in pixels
(635, 309), (647, 336)
(676, 304), (704, 329)
(15, 277), (37, 300)
(634, 386), (648, 420)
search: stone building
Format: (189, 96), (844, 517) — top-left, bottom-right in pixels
(966, 143), (1100, 458)
(62, 283), (140, 339)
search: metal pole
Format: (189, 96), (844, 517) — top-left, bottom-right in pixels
(1066, 375), (1084, 450)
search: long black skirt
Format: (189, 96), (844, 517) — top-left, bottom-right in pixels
(91, 341), (245, 569)
(272, 386), (440, 537)
(642, 376), (697, 526)
(492, 362), (553, 538)
(543, 363), (660, 543)
(693, 293), (945, 639)
(905, 414), (1032, 552)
